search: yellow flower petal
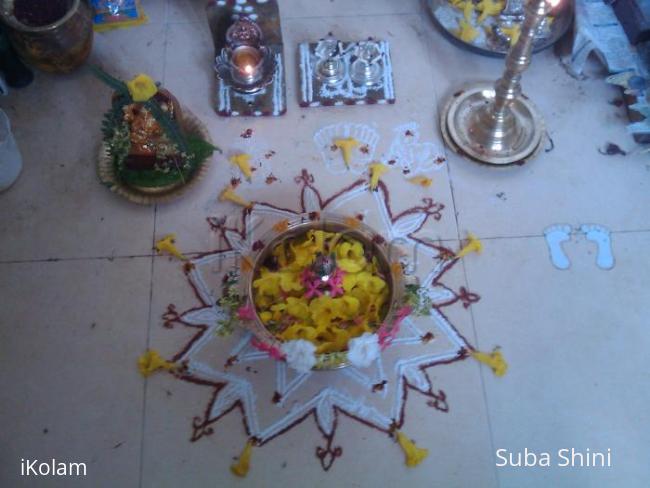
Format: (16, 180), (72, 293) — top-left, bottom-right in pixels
(334, 137), (360, 168)
(138, 349), (175, 377)
(408, 176), (433, 188)
(126, 74), (158, 102)
(154, 234), (187, 261)
(396, 431), (429, 467)
(500, 24), (521, 46)
(230, 439), (254, 477)
(286, 297), (310, 320)
(478, 0), (504, 23)
(229, 153), (253, 180)
(471, 349), (508, 376)
(369, 162), (389, 191)
(455, 18), (479, 42)
(338, 258), (365, 273)
(219, 185), (250, 207)
(456, 233), (483, 258)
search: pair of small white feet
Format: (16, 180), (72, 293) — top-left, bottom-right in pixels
(544, 224), (615, 270)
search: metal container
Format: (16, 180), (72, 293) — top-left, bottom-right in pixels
(0, 0), (93, 73)
(241, 214), (404, 370)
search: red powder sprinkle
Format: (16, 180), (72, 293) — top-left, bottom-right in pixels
(240, 128), (253, 138)
(405, 130), (414, 137)
(435, 156), (446, 164)
(330, 144), (338, 152)
(388, 159), (396, 165)
(230, 177), (241, 188)
(360, 145), (370, 154)
(264, 150), (276, 159)
(402, 169), (411, 174)
(265, 174), (278, 185)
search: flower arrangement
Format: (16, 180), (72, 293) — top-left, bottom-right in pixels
(93, 67), (219, 191)
(243, 220), (414, 372)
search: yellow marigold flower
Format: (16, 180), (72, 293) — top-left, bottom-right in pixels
(252, 268), (281, 296)
(281, 323), (317, 342)
(126, 73), (158, 102)
(342, 273), (358, 293)
(338, 295), (360, 317)
(338, 258), (366, 273)
(337, 240), (364, 260)
(259, 311), (273, 323)
(286, 297), (310, 320)
(290, 240), (317, 268)
(279, 271), (303, 293)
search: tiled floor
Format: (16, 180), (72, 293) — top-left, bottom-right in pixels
(1, 0), (648, 487)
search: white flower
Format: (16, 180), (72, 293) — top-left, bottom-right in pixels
(347, 333), (380, 368)
(281, 339), (317, 373)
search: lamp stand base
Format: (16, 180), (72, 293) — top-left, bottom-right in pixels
(440, 84), (545, 166)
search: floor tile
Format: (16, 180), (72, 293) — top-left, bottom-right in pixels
(419, 19), (650, 238)
(155, 15), (459, 255)
(463, 232), (650, 487)
(0, 24), (168, 261)
(141, 0), (168, 24)
(0, 258), (151, 487)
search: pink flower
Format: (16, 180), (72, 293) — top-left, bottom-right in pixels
(251, 337), (285, 360)
(299, 268), (316, 287)
(237, 304), (256, 321)
(304, 281), (323, 299)
(328, 268), (345, 297)
(378, 306), (412, 350)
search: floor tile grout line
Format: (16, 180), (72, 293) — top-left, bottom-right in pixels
(460, 257), (502, 487)
(2, 228), (648, 266)
(138, 11), (169, 482)
(138, 202), (158, 488)
(419, 12), (501, 485)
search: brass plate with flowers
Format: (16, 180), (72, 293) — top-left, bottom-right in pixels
(238, 214), (413, 371)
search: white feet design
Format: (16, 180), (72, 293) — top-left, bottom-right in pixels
(544, 224), (572, 270)
(580, 224), (615, 270)
(543, 224), (615, 270)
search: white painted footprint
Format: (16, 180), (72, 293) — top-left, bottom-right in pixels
(544, 224), (572, 270)
(580, 224), (615, 270)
